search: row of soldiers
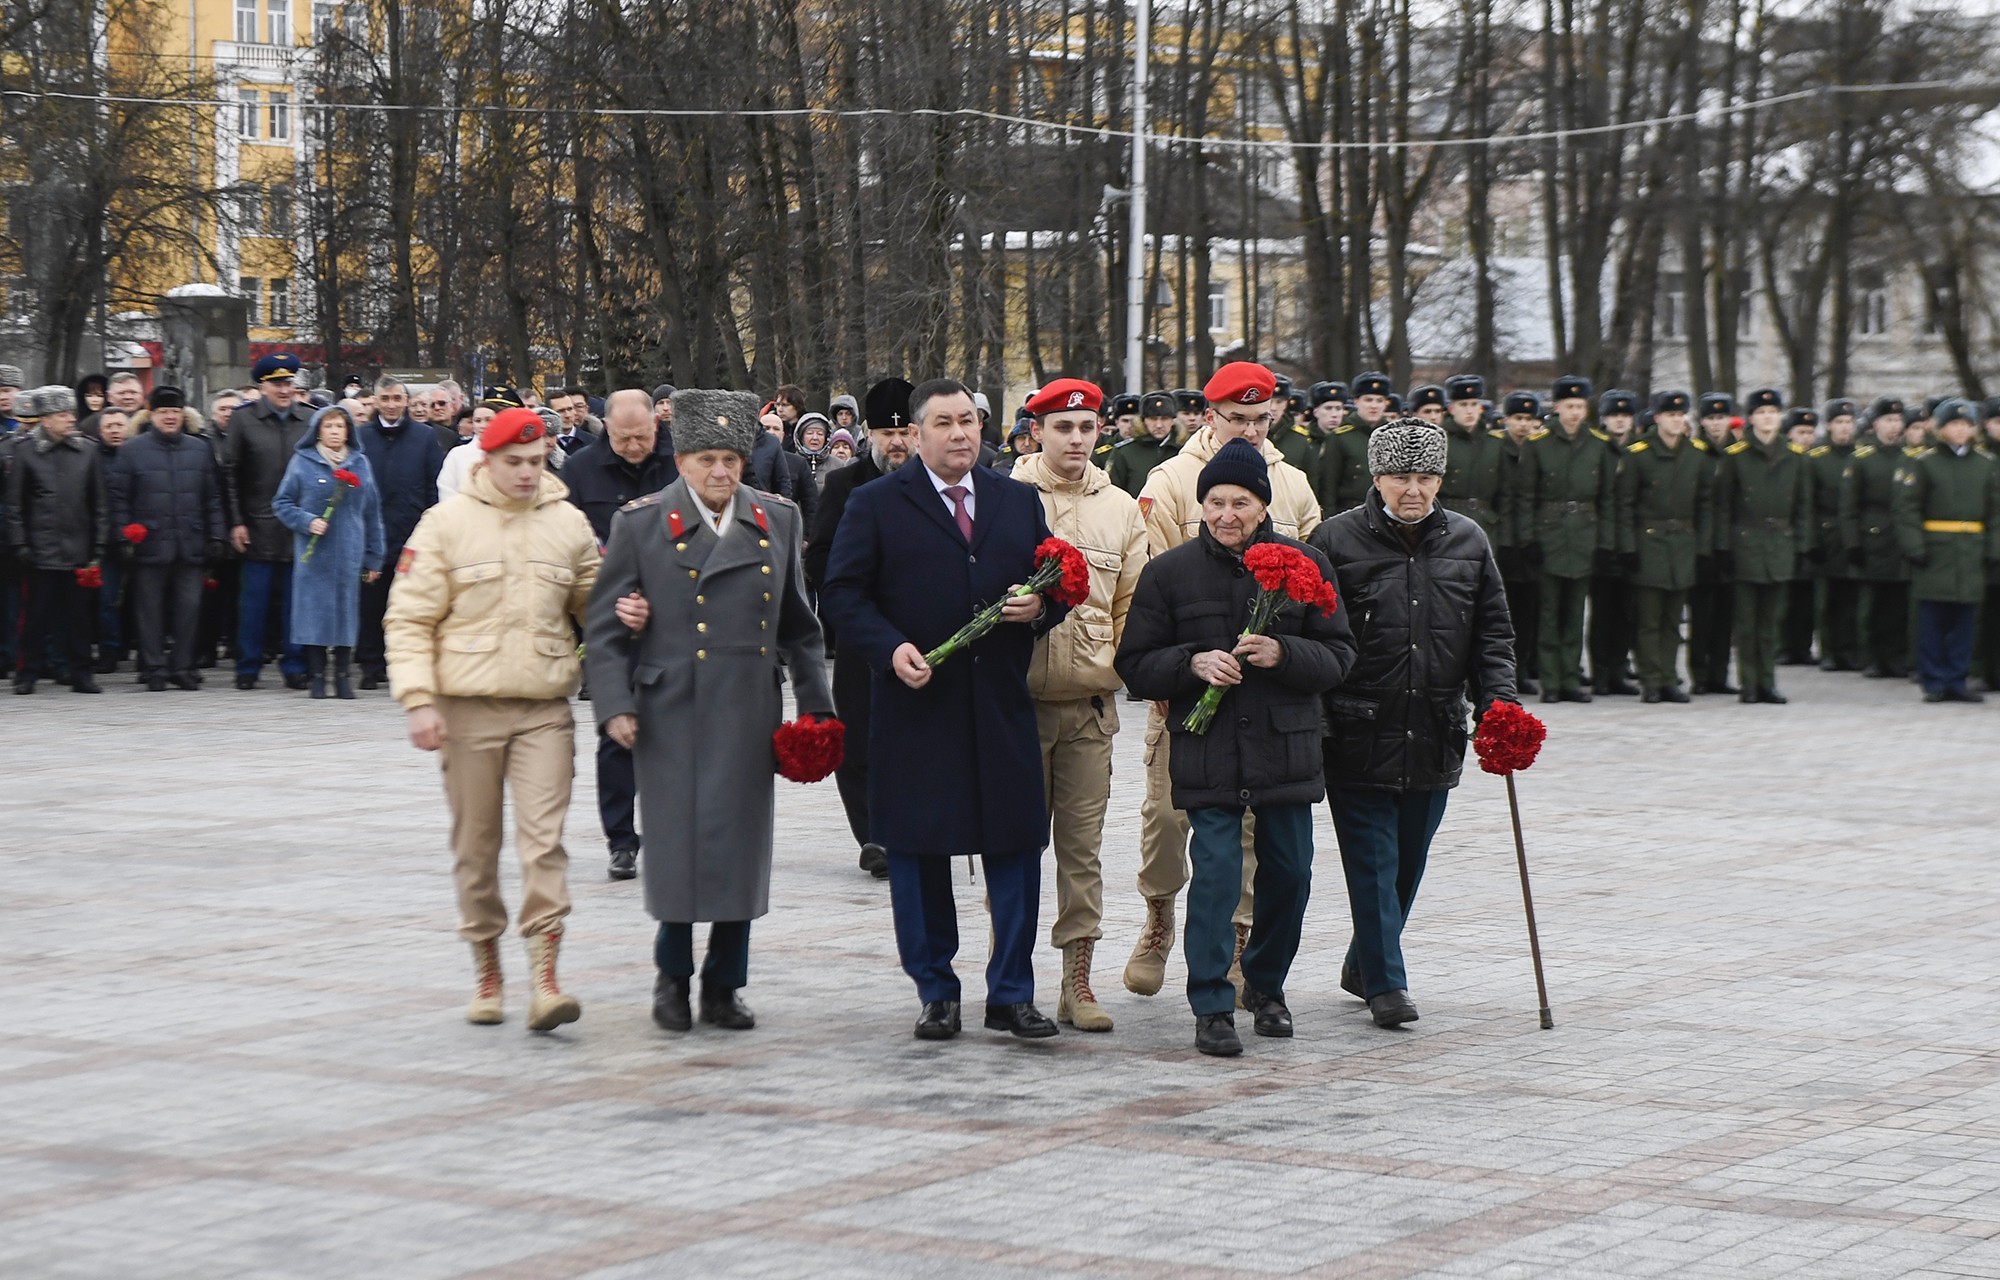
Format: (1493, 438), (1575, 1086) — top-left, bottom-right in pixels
(1091, 375), (2000, 703)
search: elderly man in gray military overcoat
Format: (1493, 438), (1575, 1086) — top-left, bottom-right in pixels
(585, 389), (834, 1034)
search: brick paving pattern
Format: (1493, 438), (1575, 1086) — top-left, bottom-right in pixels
(6, 668), (2000, 1278)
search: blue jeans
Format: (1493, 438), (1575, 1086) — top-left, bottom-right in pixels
(1916, 600), (1978, 695)
(887, 851), (1040, 1005)
(1327, 787), (1450, 999)
(655, 920), (750, 989)
(1185, 804), (1314, 1016)
(237, 560), (304, 678)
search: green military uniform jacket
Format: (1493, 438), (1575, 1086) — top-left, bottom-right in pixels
(1439, 420), (1510, 546)
(1839, 442), (1910, 582)
(1091, 437), (1116, 472)
(1107, 433), (1178, 499)
(1514, 421), (1615, 579)
(1311, 413), (1375, 519)
(1615, 435), (1713, 591)
(1806, 441), (1857, 580)
(1893, 444), (2000, 603)
(1272, 417), (1323, 473)
(1716, 435), (1811, 585)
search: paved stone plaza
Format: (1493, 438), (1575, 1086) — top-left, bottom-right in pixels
(6, 667), (2000, 1278)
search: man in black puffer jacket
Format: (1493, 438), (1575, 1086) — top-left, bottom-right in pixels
(1309, 417), (1518, 1030)
(1117, 438), (1356, 1058)
(107, 386), (226, 690)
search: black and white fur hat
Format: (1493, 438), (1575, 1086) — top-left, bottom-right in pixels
(1367, 415), (1448, 477)
(669, 389), (763, 459)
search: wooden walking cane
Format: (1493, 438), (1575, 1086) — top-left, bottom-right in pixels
(1473, 700), (1553, 1029)
(1504, 773), (1554, 1030)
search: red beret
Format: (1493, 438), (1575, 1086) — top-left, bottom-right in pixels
(479, 407), (547, 451)
(1024, 378), (1104, 417)
(1203, 362), (1279, 407)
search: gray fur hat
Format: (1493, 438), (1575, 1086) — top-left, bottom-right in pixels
(0, 364), (21, 389)
(670, 389), (763, 459)
(19, 385), (75, 420)
(1367, 415), (1448, 477)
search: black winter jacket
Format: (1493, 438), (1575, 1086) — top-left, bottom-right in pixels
(806, 453), (885, 589)
(358, 416), (443, 552)
(562, 436), (677, 543)
(222, 396), (314, 559)
(6, 427), (107, 569)
(1116, 524), (1356, 809)
(1309, 498), (1518, 791)
(108, 428), (225, 565)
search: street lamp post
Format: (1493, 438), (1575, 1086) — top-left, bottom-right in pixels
(1123, 0), (1150, 394)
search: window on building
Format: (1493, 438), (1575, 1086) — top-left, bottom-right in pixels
(411, 3), (441, 47)
(312, 0), (337, 39)
(1853, 267), (1888, 336)
(240, 276), (262, 325)
(268, 90), (291, 142)
(1207, 282), (1230, 333)
(266, 184), (292, 237)
(269, 278), (292, 326)
(236, 184), (263, 235)
(266, 0), (290, 45)
(237, 88), (259, 140)
(1922, 267), (1950, 336)
(235, 0), (258, 43)
(1658, 271), (1684, 339)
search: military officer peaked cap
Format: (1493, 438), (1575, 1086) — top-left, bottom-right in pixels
(1141, 391), (1175, 418)
(863, 378), (916, 432)
(1350, 371), (1392, 399)
(1745, 387), (1784, 413)
(1650, 390), (1691, 415)
(251, 351), (301, 382)
(1599, 389), (1638, 417)
(1550, 374), (1593, 403)
(1444, 374), (1486, 402)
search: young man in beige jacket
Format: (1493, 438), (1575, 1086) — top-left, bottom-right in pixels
(1013, 379), (1149, 1030)
(386, 408), (601, 1032)
(1126, 362), (1321, 1001)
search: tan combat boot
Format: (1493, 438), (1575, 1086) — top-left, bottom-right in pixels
(1123, 896), (1175, 996)
(1058, 938), (1114, 1032)
(523, 930), (582, 1032)
(1227, 922), (1251, 1009)
(466, 938), (504, 1025)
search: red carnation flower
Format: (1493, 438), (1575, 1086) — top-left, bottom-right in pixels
(122, 523), (148, 545)
(773, 714), (845, 783)
(332, 468), (360, 488)
(1473, 700), (1547, 776)
(203, 577), (219, 592)
(75, 565), (103, 589)
(1034, 537), (1092, 609)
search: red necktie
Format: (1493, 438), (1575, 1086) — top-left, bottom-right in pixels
(944, 485), (973, 542)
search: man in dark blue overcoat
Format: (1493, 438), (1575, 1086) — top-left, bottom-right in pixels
(821, 378), (1069, 1041)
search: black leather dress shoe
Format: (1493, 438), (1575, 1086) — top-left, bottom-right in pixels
(169, 672), (201, 691)
(1539, 689), (1561, 704)
(858, 843), (889, 879)
(1559, 688), (1593, 703)
(607, 848), (638, 880)
(1339, 962), (1365, 1001)
(1518, 676), (1540, 695)
(1194, 1012), (1242, 1057)
(914, 1000), (961, 1040)
(652, 974), (692, 1032)
(71, 674), (101, 694)
(1661, 686), (1690, 703)
(146, 674), (167, 692)
(1642, 688), (1661, 704)
(1241, 986), (1294, 1038)
(1923, 689), (1947, 703)
(1369, 989), (1420, 1028)
(1756, 688), (1788, 705)
(1863, 664), (1890, 678)
(12, 676), (33, 695)
(1943, 688), (1986, 703)
(235, 675), (258, 690)
(698, 983), (755, 1030)
(984, 1002), (1059, 1038)
(283, 672), (311, 690)
(361, 672), (383, 690)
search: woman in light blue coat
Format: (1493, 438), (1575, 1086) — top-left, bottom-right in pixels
(272, 405), (385, 697)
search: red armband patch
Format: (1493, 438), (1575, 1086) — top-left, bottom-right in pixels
(396, 547), (417, 574)
(668, 509), (685, 539)
(1138, 496), (1154, 517)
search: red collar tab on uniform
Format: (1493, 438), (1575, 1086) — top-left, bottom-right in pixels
(668, 509), (685, 539)
(753, 504), (769, 533)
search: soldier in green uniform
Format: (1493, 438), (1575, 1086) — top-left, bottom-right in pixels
(993, 417), (1036, 471)
(1172, 390), (1205, 445)
(1981, 396), (2000, 689)
(1895, 398), (2000, 702)
(1498, 389), (1543, 693)
(1777, 406), (1825, 663)
(1589, 388), (1640, 695)
(1108, 393), (1140, 443)
(1809, 399), (1863, 670)
(1439, 374), (1508, 547)
(1688, 392), (1739, 693)
(1312, 370), (1392, 520)
(1716, 387), (1810, 703)
(1090, 412), (1118, 470)
(1107, 391), (1180, 497)
(1841, 397), (1912, 678)
(1516, 374), (1612, 702)
(1308, 380), (1347, 438)
(1271, 387), (1322, 473)
(1407, 384), (1447, 426)
(1616, 390), (1713, 702)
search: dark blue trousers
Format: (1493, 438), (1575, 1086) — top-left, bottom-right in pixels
(1186, 804), (1314, 1016)
(1327, 787), (1450, 999)
(95, 558), (125, 656)
(236, 560), (303, 678)
(1916, 600), (1978, 695)
(656, 920), (750, 989)
(595, 728), (639, 853)
(886, 851), (1039, 1005)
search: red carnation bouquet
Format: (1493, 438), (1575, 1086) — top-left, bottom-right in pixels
(300, 468), (362, 564)
(773, 714), (845, 783)
(923, 536), (1091, 668)
(1183, 543), (1338, 733)
(122, 523), (147, 546)
(1472, 700), (1547, 775)
(74, 564), (103, 589)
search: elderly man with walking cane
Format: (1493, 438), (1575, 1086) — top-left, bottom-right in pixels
(1310, 417), (1519, 1029)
